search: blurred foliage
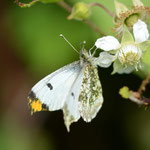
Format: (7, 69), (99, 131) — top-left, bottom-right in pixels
(0, 112), (53, 150)
(1, 0), (150, 150)
(10, 1), (96, 78)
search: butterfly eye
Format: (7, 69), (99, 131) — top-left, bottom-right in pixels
(80, 41), (86, 49)
(81, 53), (85, 58)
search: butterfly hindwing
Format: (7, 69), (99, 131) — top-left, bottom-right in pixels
(28, 61), (82, 114)
(62, 62), (103, 131)
(63, 65), (86, 131)
(78, 63), (103, 122)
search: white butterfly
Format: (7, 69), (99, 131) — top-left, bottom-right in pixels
(28, 36), (104, 132)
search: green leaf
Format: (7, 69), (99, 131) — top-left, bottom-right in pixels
(119, 86), (131, 99)
(121, 25), (134, 44)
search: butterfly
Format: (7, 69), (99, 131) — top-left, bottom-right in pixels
(28, 35), (104, 132)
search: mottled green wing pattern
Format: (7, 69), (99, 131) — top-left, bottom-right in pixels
(78, 63), (103, 122)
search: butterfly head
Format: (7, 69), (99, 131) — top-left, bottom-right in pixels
(80, 49), (90, 59)
(80, 49), (94, 66)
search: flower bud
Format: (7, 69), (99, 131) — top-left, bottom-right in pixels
(68, 2), (91, 20)
(119, 86), (130, 99)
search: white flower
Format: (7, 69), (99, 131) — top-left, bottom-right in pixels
(95, 20), (150, 74)
(117, 44), (142, 65)
(95, 36), (120, 51)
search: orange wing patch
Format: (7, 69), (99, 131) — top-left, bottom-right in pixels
(28, 91), (49, 114)
(29, 99), (42, 113)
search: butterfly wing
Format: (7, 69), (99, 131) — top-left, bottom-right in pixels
(28, 61), (82, 114)
(62, 65), (86, 131)
(78, 63), (103, 122)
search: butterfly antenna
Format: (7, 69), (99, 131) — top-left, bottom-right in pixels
(60, 34), (79, 54)
(89, 44), (95, 56)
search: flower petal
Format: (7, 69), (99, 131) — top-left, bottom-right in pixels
(117, 66), (135, 74)
(112, 59), (135, 74)
(133, 20), (149, 43)
(95, 36), (121, 51)
(96, 52), (116, 68)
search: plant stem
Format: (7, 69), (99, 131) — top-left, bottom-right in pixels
(138, 75), (150, 95)
(88, 2), (114, 17)
(14, 0), (39, 8)
(57, 1), (106, 36)
(84, 20), (106, 36)
(124, 75), (150, 106)
(57, 1), (72, 12)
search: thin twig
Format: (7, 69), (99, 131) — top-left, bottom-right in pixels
(84, 20), (106, 36)
(138, 75), (150, 95)
(123, 75), (150, 106)
(129, 93), (145, 105)
(88, 2), (114, 17)
(15, 0), (39, 8)
(57, 1), (72, 12)
(128, 91), (150, 106)
(57, 1), (106, 36)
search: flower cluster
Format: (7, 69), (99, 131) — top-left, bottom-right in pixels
(95, 19), (150, 74)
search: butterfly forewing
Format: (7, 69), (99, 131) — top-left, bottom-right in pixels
(78, 63), (103, 122)
(28, 61), (81, 113)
